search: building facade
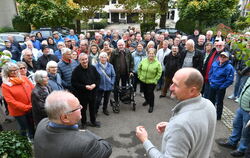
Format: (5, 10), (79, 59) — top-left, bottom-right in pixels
(0, 0), (17, 28)
(90, 0), (179, 28)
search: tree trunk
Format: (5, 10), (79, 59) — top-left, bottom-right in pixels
(159, 13), (167, 28)
(76, 19), (81, 34)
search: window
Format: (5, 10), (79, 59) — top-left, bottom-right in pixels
(94, 13), (100, 19)
(170, 11), (175, 20)
(112, 0), (116, 4)
(120, 13), (126, 19)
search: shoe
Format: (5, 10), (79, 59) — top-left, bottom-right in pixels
(230, 150), (245, 157)
(159, 95), (166, 98)
(228, 94), (235, 100)
(103, 110), (109, 116)
(217, 140), (237, 150)
(142, 101), (148, 106)
(89, 121), (101, 128)
(140, 93), (144, 98)
(148, 107), (153, 113)
(235, 98), (239, 103)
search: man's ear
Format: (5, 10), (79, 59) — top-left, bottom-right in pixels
(60, 114), (70, 124)
(190, 86), (198, 96)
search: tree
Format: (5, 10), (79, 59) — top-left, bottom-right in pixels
(16, 0), (80, 29)
(119, 0), (175, 28)
(177, 0), (238, 31)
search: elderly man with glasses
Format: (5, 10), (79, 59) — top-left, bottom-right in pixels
(34, 91), (112, 158)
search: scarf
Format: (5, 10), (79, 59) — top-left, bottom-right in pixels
(9, 77), (24, 85)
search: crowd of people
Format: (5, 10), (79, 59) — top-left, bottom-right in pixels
(0, 26), (249, 157)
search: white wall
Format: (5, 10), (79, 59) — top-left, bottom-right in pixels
(0, 0), (17, 28)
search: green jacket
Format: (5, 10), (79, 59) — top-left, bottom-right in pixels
(239, 77), (250, 111)
(138, 58), (162, 84)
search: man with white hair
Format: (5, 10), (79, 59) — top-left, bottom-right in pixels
(34, 91), (112, 158)
(206, 30), (214, 43)
(54, 42), (66, 60)
(180, 39), (204, 72)
(94, 32), (104, 49)
(110, 40), (134, 109)
(195, 34), (206, 51)
(66, 29), (79, 43)
(22, 48), (39, 74)
(57, 47), (78, 91)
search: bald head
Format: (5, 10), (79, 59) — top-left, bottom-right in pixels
(45, 91), (77, 121)
(176, 68), (204, 92)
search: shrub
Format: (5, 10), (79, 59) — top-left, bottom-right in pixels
(0, 130), (32, 158)
(176, 19), (196, 35)
(12, 15), (31, 32)
(0, 27), (15, 33)
(88, 19), (108, 29)
(140, 22), (157, 34)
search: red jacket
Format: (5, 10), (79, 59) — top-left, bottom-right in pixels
(2, 76), (34, 117)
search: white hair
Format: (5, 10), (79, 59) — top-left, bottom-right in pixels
(117, 39), (125, 45)
(186, 39), (195, 46)
(34, 70), (48, 84)
(206, 30), (213, 35)
(198, 35), (206, 40)
(57, 41), (65, 46)
(45, 91), (74, 121)
(99, 52), (108, 59)
(61, 47), (71, 55)
(46, 61), (58, 71)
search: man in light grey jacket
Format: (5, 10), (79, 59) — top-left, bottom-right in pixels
(136, 67), (216, 158)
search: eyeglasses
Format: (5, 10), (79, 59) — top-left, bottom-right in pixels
(9, 69), (18, 72)
(216, 45), (223, 47)
(19, 67), (26, 70)
(220, 55), (228, 58)
(65, 105), (82, 114)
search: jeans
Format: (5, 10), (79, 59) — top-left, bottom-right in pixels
(208, 87), (226, 119)
(95, 90), (111, 112)
(141, 82), (156, 107)
(157, 72), (164, 89)
(237, 76), (249, 98)
(202, 82), (210, 99)
(15, 111), (35, 139)
(233, 73), (242, 97)
(228, 108), (250, 152)
(132, 73), (143, 93)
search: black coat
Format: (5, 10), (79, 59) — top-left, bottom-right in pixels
(37, 54), (59, 70)
(31, 84), (52, 126)
(163, 52), (182, 79)
(71, 64), (100, 104)
(180, 49), (204, 73)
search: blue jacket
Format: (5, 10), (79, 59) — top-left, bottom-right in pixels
(132, 50), (147, 73)
(48, 73), (64, 91)
(58, 59), (78, 90)
(32, 40), (41, 50)
(54, 50), (62, 60)
(95, 62), (116, 91)
(209, 60), (234, 89)
(66, 35), (79, 42)
(54, 36), (64, 45)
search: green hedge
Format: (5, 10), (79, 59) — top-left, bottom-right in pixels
(140, 22), (157, 34)
(176, 19), (196, 35)
(12, 15), (31, 32)
(88, 19), (108, 29)
(0, 27), (15, 33)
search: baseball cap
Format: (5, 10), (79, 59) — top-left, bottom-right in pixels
(53, 31), (59, 35)
(220, 52), (229, 58)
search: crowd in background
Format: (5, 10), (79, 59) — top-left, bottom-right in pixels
(0, 26), (250, 156)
